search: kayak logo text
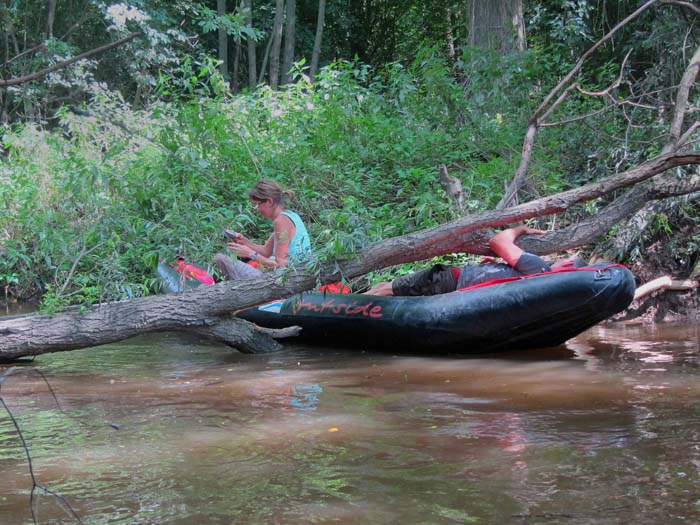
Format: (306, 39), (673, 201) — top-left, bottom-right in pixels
(292, 298), (384, 318)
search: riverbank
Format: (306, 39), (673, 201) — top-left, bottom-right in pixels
(618, 238), (700, 323)
(616, 286), (700, 324)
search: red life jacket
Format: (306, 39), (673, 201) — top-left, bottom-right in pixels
(317, 282), (351, 294)
(174, 260), (215, 285)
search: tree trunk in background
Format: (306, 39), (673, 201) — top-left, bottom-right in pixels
(42, 0), (53, 119)
(309, 0), (326, 80)
(232, 38), (240, 92)
(217, 0), (229, 80)
(281, 0), (296, 85)
(446, 7), (456, 64)
(232, 0), (242, 94)
(244, 0), (257, 89)
(46, 0), (57, 38)
(1, 28), (9, 124)
(258, 30), (273, 84)
(269, 0), (284, 90)
(467, 0), (526, 53)
(133, 80), (143, 107)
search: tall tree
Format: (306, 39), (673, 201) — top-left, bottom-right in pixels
(309, 0), (326, 80)
(244, 0), (257, 89)
(217, 0), (229, 80)
(467, 0), (525, 53)
(232, 29), (241, 92)
(445, 6), (456, 64)
(269, 0), (284, 89)
(281, 0), (296, 85)
(46, 0), (57, 38)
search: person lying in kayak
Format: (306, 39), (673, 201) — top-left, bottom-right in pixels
(215, 179), (311, 280)
(365, 225), (585, 296)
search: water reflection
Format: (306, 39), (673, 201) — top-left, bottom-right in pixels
(1, 319), (700, 523)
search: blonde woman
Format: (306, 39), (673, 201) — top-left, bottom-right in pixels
(215, 179), (311, 280)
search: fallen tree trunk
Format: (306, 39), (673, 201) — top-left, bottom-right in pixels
(348, 152), (700, 271)
(2, 151), (700, 360)
(0, 299), (303, 359)
(522, 172), (700, 254)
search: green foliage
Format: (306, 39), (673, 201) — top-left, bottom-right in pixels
(1, 49), (545, 306)
(3, 0), (700, 307)
(528, 0), (595, 56)
(193, 2), (263, 41)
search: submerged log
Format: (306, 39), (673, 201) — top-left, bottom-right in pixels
(633, 276), (698, 301)
(0, 279), (306, 361)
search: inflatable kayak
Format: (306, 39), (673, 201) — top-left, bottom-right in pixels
(236, 263), (636, 353)
(156, 261), (635, 353)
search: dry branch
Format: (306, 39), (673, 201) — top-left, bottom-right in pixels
(438, 165), (464, 212)
(662, 0), (700, 16)
(497, 0), (661, 209)
(0, 21), (96, 69)
(664, 44), (700, 152)
(0, 33), (139, 87)
(633, 276), (698, 301)
(610, 40), (700, 257)
(355, 152), (700, 270)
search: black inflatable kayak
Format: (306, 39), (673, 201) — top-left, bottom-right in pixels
(237, 263), (635, 353)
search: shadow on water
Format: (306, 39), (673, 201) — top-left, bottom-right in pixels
(2, 303), (700, 524)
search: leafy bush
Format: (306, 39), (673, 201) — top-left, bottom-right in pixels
(0, 43), (630, 308)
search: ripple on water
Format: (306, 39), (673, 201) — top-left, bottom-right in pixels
(2, 324), (700, 523)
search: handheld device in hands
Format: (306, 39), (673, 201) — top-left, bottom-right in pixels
(223, 229), (240, 240)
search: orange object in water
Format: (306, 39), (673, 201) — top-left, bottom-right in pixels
(175, 259), (215, 285)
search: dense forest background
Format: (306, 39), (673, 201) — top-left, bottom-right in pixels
(1, 0), (699, 311)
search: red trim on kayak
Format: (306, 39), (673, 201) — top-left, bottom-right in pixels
(457, 264), (628, 293)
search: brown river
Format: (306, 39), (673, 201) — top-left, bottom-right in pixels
(1, 308), (700, 524)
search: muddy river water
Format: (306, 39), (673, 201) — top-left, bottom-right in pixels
(1, 317), (699, 524)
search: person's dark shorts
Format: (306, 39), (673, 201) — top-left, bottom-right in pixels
(513, 252), (551, 274)
(391, 264), (457, 296)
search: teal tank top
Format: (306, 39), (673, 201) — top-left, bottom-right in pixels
(279, 210), (311, 263)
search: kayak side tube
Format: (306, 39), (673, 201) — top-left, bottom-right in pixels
(238, 264), (636, 353)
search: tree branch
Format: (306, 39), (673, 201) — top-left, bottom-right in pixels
(1, 12), (99, 70)
(340, 152), (700, 275)
(497, 0), (661, 209)
(663, 43), (700, 152)
(542, 91), (658, 128)
(633, 276), (697, 301)
(0, 33), (140, 87)
(541, 104), (611, 128)
(519, 171), (700, 256)
(661, 0), (700, 16)
(56, 242), (105, 297)
(677, 120), (700, 148)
